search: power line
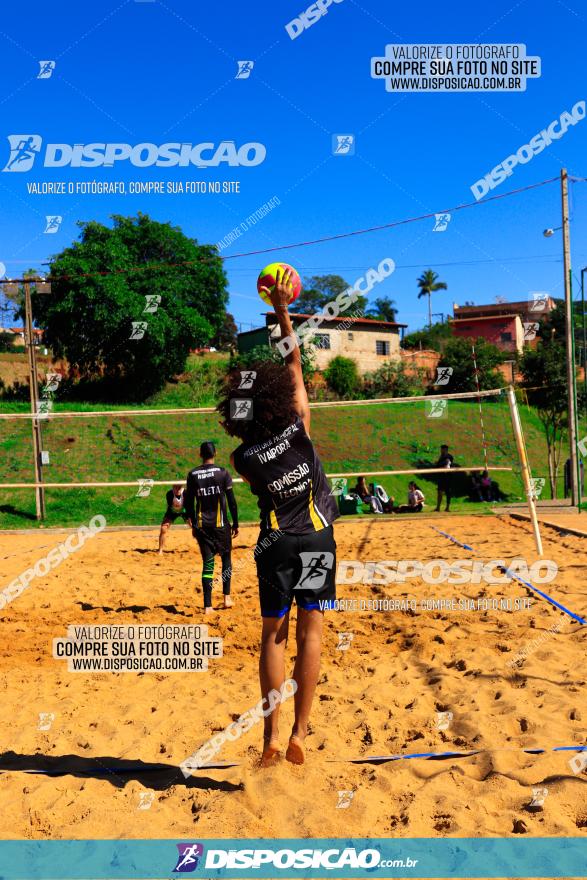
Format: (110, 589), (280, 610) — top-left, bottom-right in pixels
(223, 176), (561, 261)
(226, 254), (567, 273)
(7, 175), (561, 285)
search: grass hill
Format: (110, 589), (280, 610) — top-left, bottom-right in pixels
(0, 386), (571, 528)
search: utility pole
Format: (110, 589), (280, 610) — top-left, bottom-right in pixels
(23, 277), (45, 519)
(561, 168), (580, 507)
(581, 267), (587, 402)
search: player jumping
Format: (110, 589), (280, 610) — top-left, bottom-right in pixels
(184, 441), (239, 615)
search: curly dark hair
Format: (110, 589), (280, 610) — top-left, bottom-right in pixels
(217, 360), (299, 445)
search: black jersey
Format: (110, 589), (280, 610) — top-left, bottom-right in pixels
(232, 417), (339, 534)
(185, 465), (233, 528)
(436, 452), (454, 469)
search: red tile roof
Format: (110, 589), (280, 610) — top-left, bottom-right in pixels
(265, 311), (406, 328)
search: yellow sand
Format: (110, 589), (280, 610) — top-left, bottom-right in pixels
(0, 515), (586, 841)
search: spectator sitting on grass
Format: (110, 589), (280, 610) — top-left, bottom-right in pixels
(394, 482), (425, 514)
(471, 472), (484, 502)
(351, 476), (383, 513)
(481, 469), (493, 502)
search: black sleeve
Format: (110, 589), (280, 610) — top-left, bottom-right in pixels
(184, 473), (196, 521)
(226, 487), (238, 527)
(165, 489), (173, 509)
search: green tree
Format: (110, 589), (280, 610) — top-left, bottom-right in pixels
(213, 312), (238, 351)
(417, 269), (447, 327)
(293, 274), (368, 317)
(432, 337), (505, 393)
(324, 355), (360, 398)
(34, 214), (225, 400)
(366, 296), (397, 322)
(402, 320), (453, 352)
(520, 340), (569, 498)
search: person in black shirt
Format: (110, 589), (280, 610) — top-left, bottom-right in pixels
(158, 483), (191, 554)
(218, 268), (339, 768)
(434, 444), (455, 512)
(184, 441), (239, 615)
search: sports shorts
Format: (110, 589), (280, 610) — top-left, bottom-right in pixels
(193, 524), (232, 558)
(255, 525), (336, 618)
(162, 510), (190, 524)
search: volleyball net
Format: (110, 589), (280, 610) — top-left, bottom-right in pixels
(0, 387), (544, 550)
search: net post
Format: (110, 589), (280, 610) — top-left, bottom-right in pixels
(24, 278), (45, 520)
(506, 384), (543, 556)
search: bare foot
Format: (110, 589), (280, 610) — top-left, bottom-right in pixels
(204, 606), (213, 616)
(157, 550), (163, 556)
(260, 738), (281, 767)
(223, 595), (233, 608)
(285, 735), (304, 765)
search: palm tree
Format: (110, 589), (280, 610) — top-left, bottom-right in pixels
(417, 269), (447, 327)
(367, 296), (398, 322)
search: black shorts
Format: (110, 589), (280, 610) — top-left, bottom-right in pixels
(163, 510), (189, 524)
(193, 525), (232, 558)
(255, 525), (336, 618)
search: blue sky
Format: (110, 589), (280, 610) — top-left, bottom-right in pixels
(0, 0), (586, 333)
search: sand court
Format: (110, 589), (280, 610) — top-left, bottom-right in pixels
(0, 515), (586, 840)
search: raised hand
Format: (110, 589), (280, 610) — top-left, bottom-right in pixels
(259, 267), (293, 311)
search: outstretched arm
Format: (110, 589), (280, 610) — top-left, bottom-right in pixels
(261, 267), (310, 435)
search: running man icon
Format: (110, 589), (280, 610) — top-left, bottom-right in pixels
(4, 135), (42, 172)
(294, 551), (335, 592)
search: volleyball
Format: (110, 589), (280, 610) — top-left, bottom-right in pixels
(256, 262), (302, 306)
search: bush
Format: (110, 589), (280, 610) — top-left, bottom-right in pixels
(362, 361), (417, 398)
(230, 344), (316, 382)
(0, 378), (30, 400)
(0, 332), (15, 353)
(324, 356), (360, 399)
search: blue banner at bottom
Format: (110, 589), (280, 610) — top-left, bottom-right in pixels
(0, 838), (586, 879)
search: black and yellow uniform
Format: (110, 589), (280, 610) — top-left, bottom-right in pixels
(232, 417), (339, 617)
(184, 463), (238, 607)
